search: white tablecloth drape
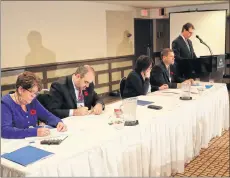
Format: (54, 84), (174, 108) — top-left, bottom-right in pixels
(1, 83), (229, 177)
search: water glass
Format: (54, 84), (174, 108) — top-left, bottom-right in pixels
(195, 78), (200, 86)
(209, 79), (214, 84)
(197, 87), (205, 96)
(108, 115), (124, 130)
(181, 82), (191, 99)
(122, 97), (137, 123)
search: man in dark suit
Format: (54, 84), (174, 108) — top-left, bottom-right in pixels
(150, 48), (194, 89)
(48, 65), (104, 119)
(172, 22), (197, 78)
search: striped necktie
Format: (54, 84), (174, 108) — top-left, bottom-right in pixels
(185, 39), (191, 52)
(78, 90), (84, 101)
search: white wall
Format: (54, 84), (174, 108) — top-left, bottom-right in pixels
(1, 1), (136, 68)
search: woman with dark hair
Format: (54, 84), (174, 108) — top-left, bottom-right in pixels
(1, 71), (67, 139)
(122, 55), (168, 98)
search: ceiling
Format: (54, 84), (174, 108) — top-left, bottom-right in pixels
(95, 1), (228, 8)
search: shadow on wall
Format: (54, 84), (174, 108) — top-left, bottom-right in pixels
(25, 31), (56, 78)
(116, 30), (133, 56)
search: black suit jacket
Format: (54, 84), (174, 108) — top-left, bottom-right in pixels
(48, 75), (104, 118)
(150, 61), (185, 89)
(172, 35), (197, 78)
(172, 35), (197, 60)
(123, 71), (154, 98)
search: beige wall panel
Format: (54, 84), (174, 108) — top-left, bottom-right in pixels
(1, 72), (42, 85)
(47, 83), (52, 90)
(112, 71), (121, 81)
(91, 64), (108, 71)
(95, 86), (109, 94)
(124, 69), (132, 77)
(34, 72), (43, 79)
(47, 68), (75, 78)
(111, 61), (132, 69)
(2, 90), (14, 96)
(98, 73), (109, 84)
(112, 84), (119, 91)
(1, 76), (18, 85)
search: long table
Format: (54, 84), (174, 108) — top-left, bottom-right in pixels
(1, 83), (229, 177)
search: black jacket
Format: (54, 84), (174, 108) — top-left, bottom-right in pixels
(150, 61), (185, 89)
(48, 75), (104, 118)
(123, 71), (155, 98)
(172, 35), (197, 60)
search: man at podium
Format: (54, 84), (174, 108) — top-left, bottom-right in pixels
(172, 22), (197, 60)
(172, 23), (197, 78)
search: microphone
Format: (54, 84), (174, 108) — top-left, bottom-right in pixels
(196, 35), (204, 44)
(196, 35), (213, 56)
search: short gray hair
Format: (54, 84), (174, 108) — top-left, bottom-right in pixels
(161, 48), (173, 58)
(74, 65), (95, 78)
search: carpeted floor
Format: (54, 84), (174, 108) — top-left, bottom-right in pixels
(173, 130), (230, 177)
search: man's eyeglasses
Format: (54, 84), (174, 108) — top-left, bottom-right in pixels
(187, 30), (193, 35)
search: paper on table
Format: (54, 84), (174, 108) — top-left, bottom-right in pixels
(25, 129), (68, 142)
(161, 89), (181, 94)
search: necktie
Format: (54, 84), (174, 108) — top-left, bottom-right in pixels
(168, 67), (171, 82)
(78, 90), (84, 101)
(185, 39), (191, 52)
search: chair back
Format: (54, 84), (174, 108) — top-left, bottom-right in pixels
(119, 77), (127, 98)
(36, 89), (51, 109)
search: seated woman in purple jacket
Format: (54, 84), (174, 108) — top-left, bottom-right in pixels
(1, 71), (67, 139)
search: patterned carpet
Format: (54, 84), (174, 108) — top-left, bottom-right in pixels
(173, 130), (230, 177)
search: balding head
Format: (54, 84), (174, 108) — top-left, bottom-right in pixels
(73, 65), (95, 90)
(84, 65), (95, 76)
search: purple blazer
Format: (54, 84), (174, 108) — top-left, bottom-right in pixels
(1, 94), (62, 139)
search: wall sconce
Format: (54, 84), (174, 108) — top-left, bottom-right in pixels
(124, 30), (132, 38)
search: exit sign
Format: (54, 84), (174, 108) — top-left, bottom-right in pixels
(141, 9), (148, 17)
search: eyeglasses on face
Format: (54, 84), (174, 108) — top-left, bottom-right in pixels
(25, 89), (40, 96)
(187, 30), (193, 35)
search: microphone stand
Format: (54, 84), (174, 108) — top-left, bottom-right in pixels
(199, 40), (213, 56)
(198, 39), (213, 81)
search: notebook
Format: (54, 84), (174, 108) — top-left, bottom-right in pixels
(1, 146), (54, 166)
(137, 100), (153, 106)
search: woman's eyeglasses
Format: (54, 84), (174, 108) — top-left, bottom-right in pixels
(25, 89), (40, 97)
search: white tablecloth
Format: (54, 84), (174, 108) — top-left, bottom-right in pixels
(1, 83), (229, 177)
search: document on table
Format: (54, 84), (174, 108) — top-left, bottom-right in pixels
(161, 89), (181, 94)
(25, 129), (69, 142)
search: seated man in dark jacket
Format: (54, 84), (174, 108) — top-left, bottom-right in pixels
(123, 55), (168, 98)
(48, 65), (104, 119)
(150, 48), (194, 89)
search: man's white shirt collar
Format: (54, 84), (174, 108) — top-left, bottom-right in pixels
(180, 34), (186, 42)
(72, 78), (79, 100)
